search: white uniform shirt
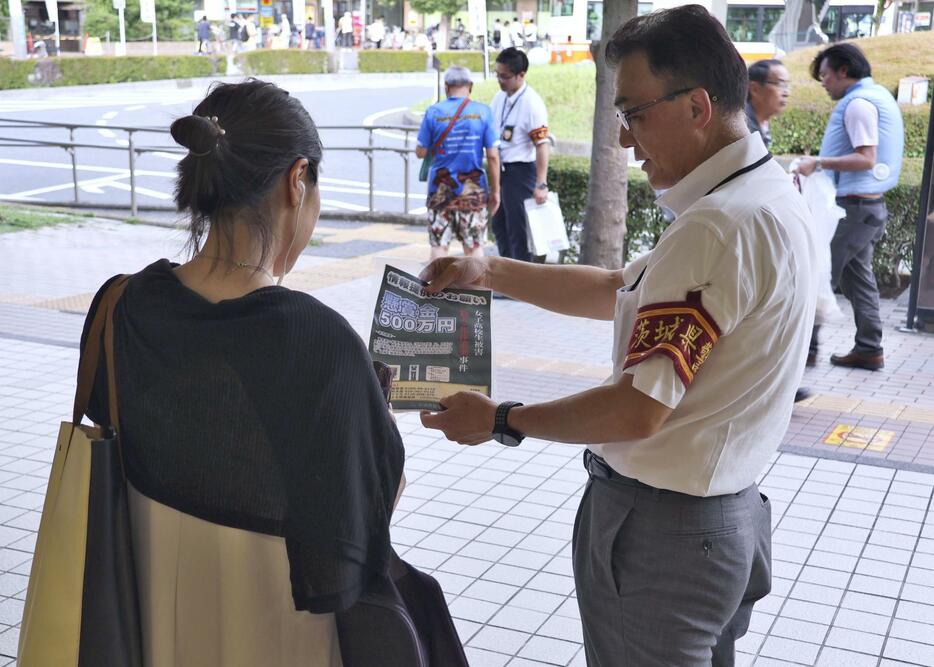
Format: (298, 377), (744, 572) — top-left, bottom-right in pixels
(590, 134), (818, 497)
(491, 83), (549, 164)
(844, 97), (879, 148)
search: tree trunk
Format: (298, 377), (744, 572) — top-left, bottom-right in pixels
(438, 13), (449, 52)
(579, 0), (637, 270)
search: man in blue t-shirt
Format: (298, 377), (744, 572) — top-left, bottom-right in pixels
(416, 66), (500, 260)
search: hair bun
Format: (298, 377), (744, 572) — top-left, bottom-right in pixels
(171, 115), (223, 155)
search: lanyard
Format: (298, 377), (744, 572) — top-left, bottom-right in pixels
(704, 153), (772, 196)
(500, 87), (528, 134)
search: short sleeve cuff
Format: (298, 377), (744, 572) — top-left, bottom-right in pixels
(623, 357), (684, 409)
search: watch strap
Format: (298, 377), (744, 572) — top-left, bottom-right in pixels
(493, 401), (525, 446)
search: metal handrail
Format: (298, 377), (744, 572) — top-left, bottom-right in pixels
(0, 117), (419, 215)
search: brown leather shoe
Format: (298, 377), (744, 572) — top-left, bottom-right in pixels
(830, 350), (884, 371)
(806, 352), (817, 368)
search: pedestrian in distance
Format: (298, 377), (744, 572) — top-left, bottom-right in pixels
(227, 13), (242, 54)
(793, 43), (905, 371)
(490, 47), (549, 262)
(523, 18), (537, 48)
(304, 17), (317, 49)
(492, 18), (503, 48)
(243, 16), (258, 51)
(369, 15), (386, 49)
(338, 11), (354, 48)
(196, 16), (212, 54)
(500, 20), (513, 49)
(419, 7), (817, 665)
(416, 66), (501, 260)
(509, 17), (523, 49)
(746, 58), (813, 404)
(745, 58), (789, 150)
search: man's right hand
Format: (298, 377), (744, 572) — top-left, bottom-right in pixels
(420, 256), (493, 293)
(488, 191), (501, 217)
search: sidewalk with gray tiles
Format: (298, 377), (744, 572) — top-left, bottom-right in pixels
(2, 219), (934, 666)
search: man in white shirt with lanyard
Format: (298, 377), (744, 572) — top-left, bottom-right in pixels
(490, 47), (550, 262)
(420, 7), (817, 665)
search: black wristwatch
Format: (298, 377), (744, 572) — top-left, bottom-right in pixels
(492, 401), (525, 447)
(535, 182), (548, 190)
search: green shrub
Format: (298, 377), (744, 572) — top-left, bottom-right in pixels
(771, 105), (930, 158)
(876, 160), (923, 286)
(434, 51), (485, 73)
(548, 155), (924, 287)
(0, 55), (224, 89)
(0, 59), (37, 90)
(549, 155), (668, 265)
(237, 50), (328, 75)
(358, 50), (427, 73)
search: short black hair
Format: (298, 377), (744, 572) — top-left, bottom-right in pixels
(748, 59), (783, 84)
(496, 47), (529, 76)
(606, 4), (748, 114)
(811, 43), (872, 81)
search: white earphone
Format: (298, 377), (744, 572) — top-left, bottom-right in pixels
(277, 180), (306, 287)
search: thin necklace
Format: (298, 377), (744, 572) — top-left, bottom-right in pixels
(194, 254), (275, 281)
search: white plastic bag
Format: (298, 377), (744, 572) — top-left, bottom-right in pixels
(792, 163), (846, 325)
(524, 192), (570, 263)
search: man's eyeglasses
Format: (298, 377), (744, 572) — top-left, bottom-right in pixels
(764, 79), (791, 91)
(496, 71), (517, 81)
(616, 87), (694, 131)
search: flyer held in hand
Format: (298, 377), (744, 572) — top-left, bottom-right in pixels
(369, 265), (492, 411)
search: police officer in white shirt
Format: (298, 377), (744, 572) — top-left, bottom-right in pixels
(420, 7), (817, 665)
(490, 48), (550, 262)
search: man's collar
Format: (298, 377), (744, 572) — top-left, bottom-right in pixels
(507, 82), (528, 99)
(656, 133), (768, 217)
(843, 77), (873, 96)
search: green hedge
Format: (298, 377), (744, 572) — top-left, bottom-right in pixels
(771, 105), (930, 158)
(434, 51), (485, 73)
(0, 55), (225, 89)
(548, 155), (925, 287)
(237, 50), (328, 75)
(0, 59), (36, 90)
(358, 50), (427, 73)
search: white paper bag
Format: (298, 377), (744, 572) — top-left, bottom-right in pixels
(524, 192), (570, 260)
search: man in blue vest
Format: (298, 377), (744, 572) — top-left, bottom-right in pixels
(794, 44), (904, 370)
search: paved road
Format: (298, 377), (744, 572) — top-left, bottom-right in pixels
(0, 74), (437, 214)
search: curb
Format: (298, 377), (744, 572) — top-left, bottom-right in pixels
(46, 206), (425, 229)
(0, 71), (437, 101)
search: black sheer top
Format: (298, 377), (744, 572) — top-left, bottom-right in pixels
(80, 260), (405, 613)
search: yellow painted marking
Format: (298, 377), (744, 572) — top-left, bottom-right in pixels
(824, 424), (896, 452)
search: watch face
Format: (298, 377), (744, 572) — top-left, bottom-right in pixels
(500, 433), (522, 447)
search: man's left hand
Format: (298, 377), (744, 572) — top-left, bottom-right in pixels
(420, 391), (498, 445)
(533, 186), (548, 205)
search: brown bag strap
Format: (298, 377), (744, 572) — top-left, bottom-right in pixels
(72, 276), (130, 426)
(432, 97), (470, 156)
(103, 283), (126, 439)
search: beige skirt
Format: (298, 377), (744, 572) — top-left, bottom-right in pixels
(128, 485), (343, 667)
